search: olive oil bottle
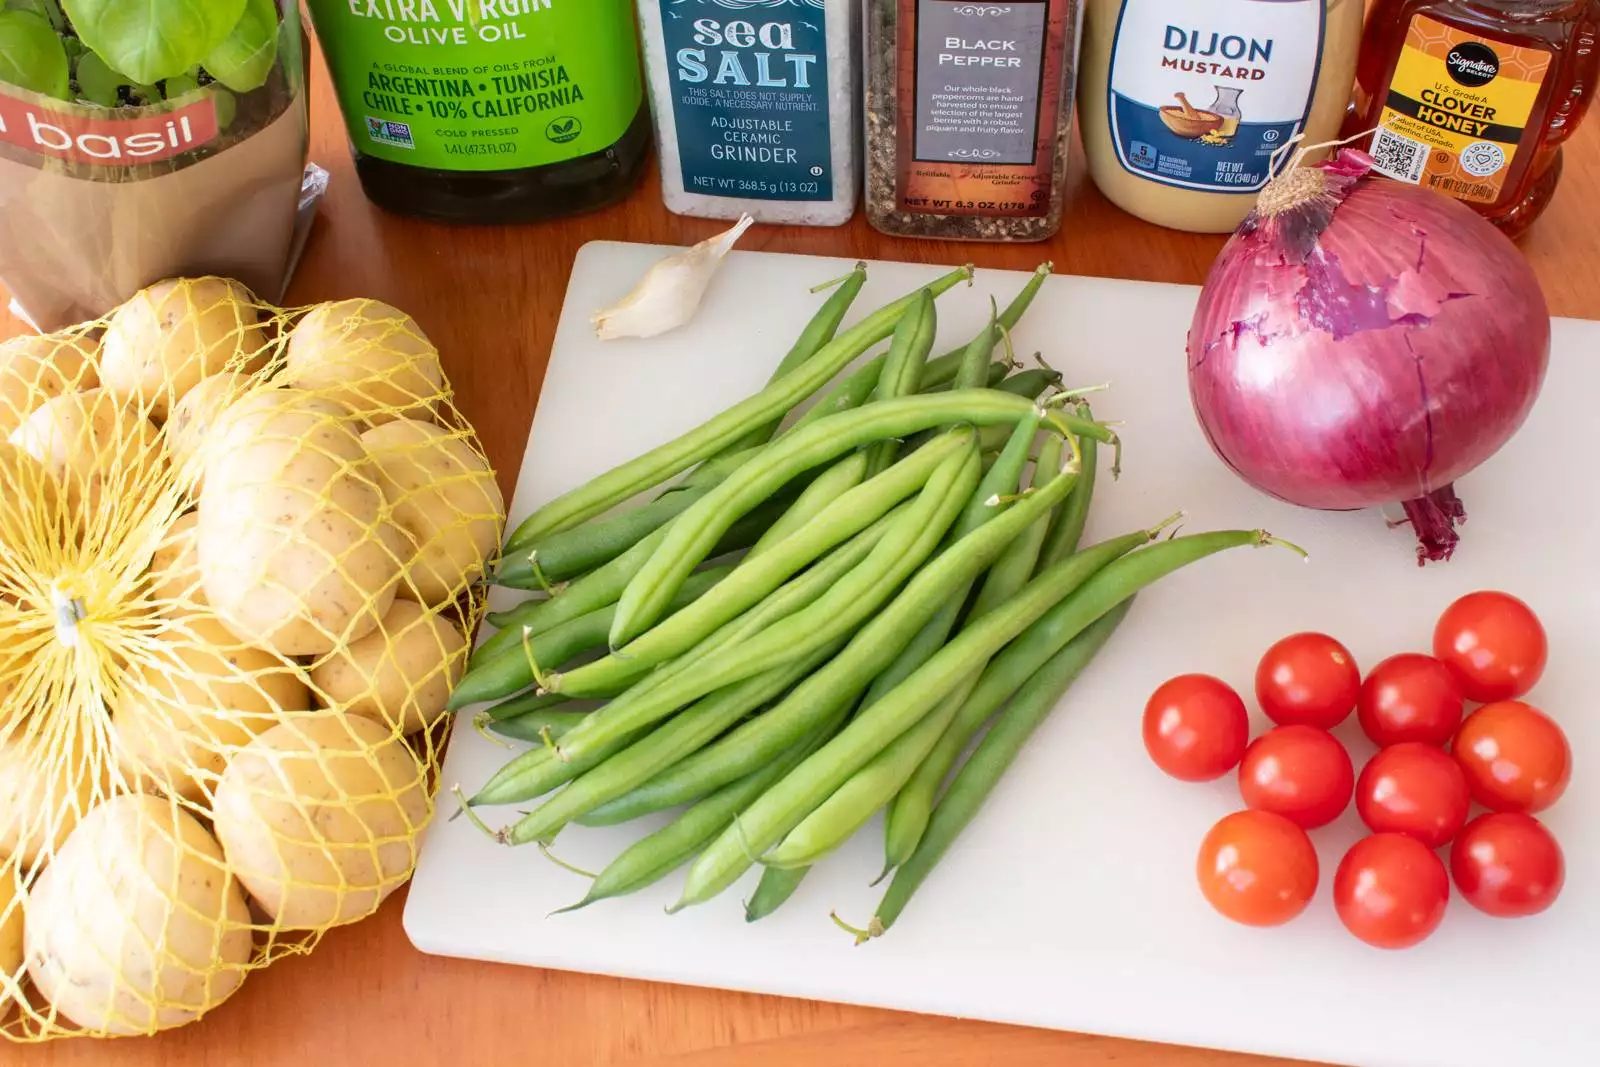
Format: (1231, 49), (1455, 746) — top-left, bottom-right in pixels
(307, 0), (650, 223)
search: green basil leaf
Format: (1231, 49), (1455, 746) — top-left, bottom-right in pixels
(202, 0), (277, 92)
(0, 10), (69, 98)
(213, 85), (235, 129)
(60, 0), (246, 84)
(6, 0), (67, 34)
(73, 47), (126, 106)
(162, 70), (199, 100)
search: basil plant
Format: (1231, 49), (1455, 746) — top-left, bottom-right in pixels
(0, 0), (280, 109)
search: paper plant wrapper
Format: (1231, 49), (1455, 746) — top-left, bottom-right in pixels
(0, 28), (311, 331)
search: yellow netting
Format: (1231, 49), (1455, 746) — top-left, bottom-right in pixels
(0, 277), (503, 1039)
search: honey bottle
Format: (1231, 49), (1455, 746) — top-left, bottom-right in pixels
(1347, 0), (1600, 237)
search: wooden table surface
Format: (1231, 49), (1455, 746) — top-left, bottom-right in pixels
(7, 38), (1598, 1067)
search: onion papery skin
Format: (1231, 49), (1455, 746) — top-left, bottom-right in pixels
(1187, 151), (1550, 562)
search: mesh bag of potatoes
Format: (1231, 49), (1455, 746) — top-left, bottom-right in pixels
(0, 277), (504, 1040)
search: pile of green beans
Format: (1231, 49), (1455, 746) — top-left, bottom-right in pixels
(450, 263), (1296, 933)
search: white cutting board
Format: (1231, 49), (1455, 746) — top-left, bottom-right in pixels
(407, 242), (1598, 1067)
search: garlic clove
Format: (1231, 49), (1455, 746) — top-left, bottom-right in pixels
(591, 215), (756, 341)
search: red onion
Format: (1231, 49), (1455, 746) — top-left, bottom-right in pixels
(1187, 149), (1549, 564)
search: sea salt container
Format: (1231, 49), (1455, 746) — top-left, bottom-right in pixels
(636, 0), (860, 225)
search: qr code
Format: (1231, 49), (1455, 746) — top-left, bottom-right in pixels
(365, 117), (415, 150)
(1371, 128), (1426, 184)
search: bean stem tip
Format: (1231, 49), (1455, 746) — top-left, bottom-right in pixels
(1260, 531), (1310, 560)
(537, 841), (596, 878)
(472, 712), (514, 749)
(828, 911), (883, 946)
(451, 785), (505, 844)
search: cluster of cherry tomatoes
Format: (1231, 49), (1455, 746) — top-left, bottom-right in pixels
(1142, 591), (1571, 949)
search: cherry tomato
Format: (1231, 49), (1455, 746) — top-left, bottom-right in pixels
(1142, 674), (1250, 782)
(1450, 813), (1565, 918)
(1356, 653), (1465, 748)
(1255, 632), (1360, 728)
(1452, 700), (1572, 814)
(1355, 744), (1471, 848)
(1196, 810), (1319, 927)
(1334, 834), (1450, 949)
(1433, 591), (1547, 702)
(1238, 724), (1355, 829)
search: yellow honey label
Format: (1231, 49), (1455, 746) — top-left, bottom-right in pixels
(1371, 16), (1551, 204)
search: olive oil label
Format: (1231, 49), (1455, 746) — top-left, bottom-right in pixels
(308, 0), (643, 172)
(1371, 17), (1551, 205)
(1106, 0), (1324, 193)
(896, 0), (1076, 218)
(656, 0), (833, 202)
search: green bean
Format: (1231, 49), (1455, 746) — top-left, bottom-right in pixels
(497, 488), (707, 587)
(577, 689), (863, 827)
(874, 528), (1305, 900)
(558, 703), (849, 911)
(473, 514), (897, 806)
(470, 450), (976, 808)
(557, 447), (974, 752)
(671, 457), (1088, 910)
(507, 641), (843, 842)
(718, 264), (869, 457)
(869, 601), (1133, 937)
(793, 338), (998, 436)
(746, 866), (810, 922)
(510, 266), (974, 546)
(500, 442), (764, 576)
(474, 561), (736, 669)
(611, 389), (1089, 647)
(480, 482), (800, 658)
(864, 291), (937, 476)
(502, 440), (764, 558)
(923, 263), (1053, 388)
(953, 300), (1000, 393)
(1039, 402), (1098, 569)
(482, 689), (572, 723)
(747, 453), (869, 559)
(905, 371), (1061, 456)
(632, 511), (899, 702)
(555, 435), (965, 698)
(490, 708), (592, 744)
(881, 436), (1068, 870)
(995, 367), (1063, 399)
(790, 356), (885, 431)
(764, 676), (974, 870)
(771, 448), (1080, 871)
(858, 411), (1047, 714)
(451, 563), (736, 709)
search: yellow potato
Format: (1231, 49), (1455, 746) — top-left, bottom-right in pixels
(310, 600), (467, 734)
(284, 299), (442, 425)
(198, 390), (407, 657)
(7, 388), (163, 509)
(25, 794), (252, 1034)
(360, 419), (504, 605)
(0, 329), (100, 438)
(165, 371), (254, 492)
(146, 512), (204, 609)
(0, 723), (104, 868)
(0, 438), (56, 559)
(0, 865), (23, 1012)
(99, 277), (265, 421)
(212, 715), (429, 929)
(113, 616), (311, 802)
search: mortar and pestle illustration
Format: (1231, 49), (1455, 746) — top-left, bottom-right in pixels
(1159, 92), (1225, 139)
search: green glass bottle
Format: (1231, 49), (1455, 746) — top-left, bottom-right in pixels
(306, 0), (650, 223)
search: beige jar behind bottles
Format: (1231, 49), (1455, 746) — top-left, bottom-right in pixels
(1078, 0), (1364, 233)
